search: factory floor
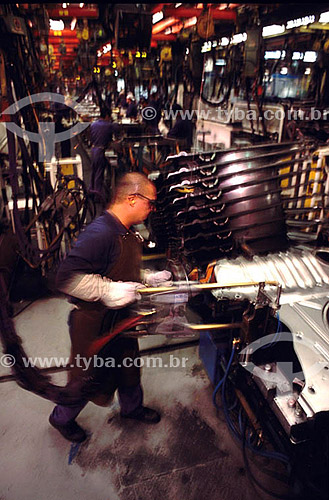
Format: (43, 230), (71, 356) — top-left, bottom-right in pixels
(0, 296), (291, 500)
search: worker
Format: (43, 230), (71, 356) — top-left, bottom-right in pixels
(115, 89), (127, 108)
(167, 104), (194, 150)
(49, 173), (171, 442)
(143, 92), (162, 134)
(89, 109), (120, 197)
(125, 92), (138, 119)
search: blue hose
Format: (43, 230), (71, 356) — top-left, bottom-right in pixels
(212, 344), (236, 409)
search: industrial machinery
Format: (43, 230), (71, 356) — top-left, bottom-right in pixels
(144, 141), (329, 499)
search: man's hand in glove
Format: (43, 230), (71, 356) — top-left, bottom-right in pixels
(60, 274), (144, 309)
(102, 281), (144, 309)
(143, 269), (173, 287)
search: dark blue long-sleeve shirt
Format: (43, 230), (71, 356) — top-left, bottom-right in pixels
(56, 212), (126, 293)
(90, 119), (120, 148)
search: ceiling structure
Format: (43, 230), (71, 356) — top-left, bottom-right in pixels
(16, 3), (329, 73)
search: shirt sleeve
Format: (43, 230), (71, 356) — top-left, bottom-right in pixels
(56, 221), (120, 295)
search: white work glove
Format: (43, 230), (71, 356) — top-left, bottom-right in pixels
(143, 269), (173, 287)
(61, 274), (143, 309)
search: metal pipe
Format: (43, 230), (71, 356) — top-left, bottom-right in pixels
(140, 281), (279, 294)
(188, 323), (242, 330)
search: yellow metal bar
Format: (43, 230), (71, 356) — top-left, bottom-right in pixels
(188, 323), (242, 330)
(139, 280), (278, 294)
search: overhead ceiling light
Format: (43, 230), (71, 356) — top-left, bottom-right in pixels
(304, 51), (317, 63)
(62, 3), (68, 8)
(262, 24), (285, 37)
(152, 11), (164, 24)
(292, 51), (303, 60)
(71, 17), (77, 30)
(232, 33), (247, 44)
(264, 50), (282, 60)
(49, 19), (64, 30)
(79, 3), (84, 7)
(305, 67), (311, 75)
(184, 16), (197, 28)
(152, 17), (178, 35)
(172, 23), (183, 34)
(286, 15), (315, 30)
(221, 37), (229, 46)
(201, 41), (212, 53)
(319, 11), (329, 23)
(175, 3), (182, 7)
(280, 67), (288, 75)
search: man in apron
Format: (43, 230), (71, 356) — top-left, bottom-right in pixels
(49, 173), (170, 442)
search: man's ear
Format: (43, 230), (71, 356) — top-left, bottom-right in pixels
(128, 195), (135, 206)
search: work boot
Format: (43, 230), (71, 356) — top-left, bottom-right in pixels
(121, 406), (161, 424)
(49, 415), (87, 443)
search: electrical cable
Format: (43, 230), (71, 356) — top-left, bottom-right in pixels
(212, 343), (235, 409)
(212, 340), (291, 465)
(242, 419), (292, 500)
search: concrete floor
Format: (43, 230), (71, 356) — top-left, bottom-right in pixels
(0, 296), (291, 500)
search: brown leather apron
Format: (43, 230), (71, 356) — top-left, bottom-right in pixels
(68, 230), (143, 406)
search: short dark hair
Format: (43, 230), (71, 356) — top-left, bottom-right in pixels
(100, 108), (111, 119)
(112, 173), (154, 203)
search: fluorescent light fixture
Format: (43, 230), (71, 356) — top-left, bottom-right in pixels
(184, 17), (197, 28)
(201, 41), (212, 53)
(319, 11), (329, 23)
(205, 57), (213, 72)
(264, 50), (282, 60)
(62, 3), (67, 8)
(286, 15), (315, 30)
(50, 19), (64, 30)
(280, 67), (288, 75)
(262, 24), (285, 37)
(292, 52), (303, 60)
(232, 33), (247, 44)
(215, 59), (226, 66)
(221, 37), (229, 46)
(304, 51), (317, 63)
(152, 11), (164, 24)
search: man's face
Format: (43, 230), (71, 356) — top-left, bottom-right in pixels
(130, 184), (157, 224)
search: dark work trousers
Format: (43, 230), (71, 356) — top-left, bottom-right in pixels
(51, 230), (144, 425)
(90, 146), (108, 194)
(50, 385), (143, 424)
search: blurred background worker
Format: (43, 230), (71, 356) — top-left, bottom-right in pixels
(89, 109), (120, 197)
(167, 103), (194, 150)
(143, 91), (162, 134)
(125, 92), (138, 119)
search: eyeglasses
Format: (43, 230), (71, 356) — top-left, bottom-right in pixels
(131, 193), (157, 210)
